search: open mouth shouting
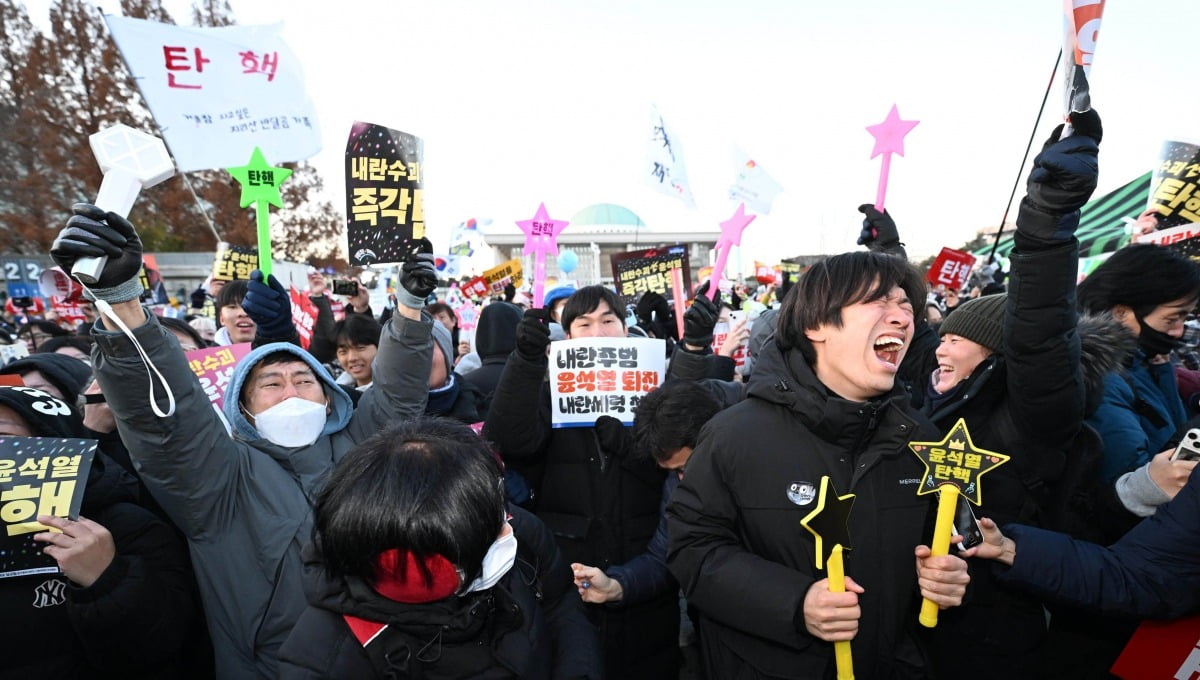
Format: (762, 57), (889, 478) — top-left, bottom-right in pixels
(874, 335), (905, 370)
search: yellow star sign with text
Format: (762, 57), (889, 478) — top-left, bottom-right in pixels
(908, 418), (1009, 506)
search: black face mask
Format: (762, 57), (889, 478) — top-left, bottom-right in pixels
(1137, 315), (1183, 357)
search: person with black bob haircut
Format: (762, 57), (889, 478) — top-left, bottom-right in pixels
(1077, 244), (1200, 499)
(279, 416), (601, 679)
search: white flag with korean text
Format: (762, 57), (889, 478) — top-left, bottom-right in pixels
(104, 15), (321, 172)
(645, 105), (696, 209)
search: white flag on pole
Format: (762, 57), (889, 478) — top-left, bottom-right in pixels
(645, 105), (696, 209)
(728, 153), (784, 214)
(104, 15), (321, 172)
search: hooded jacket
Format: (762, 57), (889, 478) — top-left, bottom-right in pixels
(91, 308), (432, 679)
(667, 340), (941, 680)
(277, 505), (602, 679)
(462, 302), (522, 417)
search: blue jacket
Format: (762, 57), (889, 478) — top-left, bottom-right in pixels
(1088, 351), (1187, 482)
(997, 468), (1200, 619)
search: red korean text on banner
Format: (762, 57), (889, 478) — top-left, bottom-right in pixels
(462, 277), (490, 302)
(926, 247), (976, 291)
(186, 344), (252, 409)
(289, 287), (318, 350)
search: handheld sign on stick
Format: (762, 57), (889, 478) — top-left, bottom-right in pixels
(227, 147), (292, 278)
(708, 203), (756, 301)
(908, 418), (1009, 627)
(75, 125), (176, 284)
(800, 476), (856, 680)
(516, 203), (569, 309)
(865, 105), (919, 213)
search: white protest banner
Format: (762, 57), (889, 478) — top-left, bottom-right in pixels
(104, 15), (321, 172)
(549, 337), (665, 428)
(645, 105), (696, 209)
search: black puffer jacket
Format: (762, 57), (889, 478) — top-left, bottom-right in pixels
(0, 453), (204, 680)
(667, 341), (942, 680)
(483, 349), (677, 680)
(277, 505), (601, 680)
(919, 235), (1086, 677)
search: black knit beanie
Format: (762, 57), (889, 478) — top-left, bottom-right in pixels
(939, 293), (1007, 352)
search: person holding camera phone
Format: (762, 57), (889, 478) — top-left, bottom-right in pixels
(882, 110), (1102, 678)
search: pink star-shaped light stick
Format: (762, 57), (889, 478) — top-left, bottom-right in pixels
(866, 104), (920, 212)
(708, 203), (757, 300)
(516, 203), (570, 309)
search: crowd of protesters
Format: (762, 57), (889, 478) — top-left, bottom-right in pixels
(4, 108), (1200, 680)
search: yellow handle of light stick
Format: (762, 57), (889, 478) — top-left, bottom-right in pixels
(919, 484), (959, 627)
(828, 544), (855, 680)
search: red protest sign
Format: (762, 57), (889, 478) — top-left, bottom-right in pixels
(186, 344), (251, 409)
(289, 287), (318, 350)
(462, 276), (490, 302)
(1111, 616), (1200, 679)
(926, 247), (975, 291)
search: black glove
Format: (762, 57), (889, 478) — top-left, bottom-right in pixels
(856, 204), (902, 251)
(1020, 109), (1101, 242)
(594, 415), (632, 458)
(243, 270), (295, 339)
(190, 286), (208, 309)
(397, 237), (437, 309)
(50, 204), (145, 301)
(515, 308), (552, 361)
(682, 281), (719, 349)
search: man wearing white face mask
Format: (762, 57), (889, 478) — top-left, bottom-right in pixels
(49, 204), (438, 680)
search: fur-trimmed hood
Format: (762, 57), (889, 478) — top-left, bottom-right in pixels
(1078, 311), (1138, 416)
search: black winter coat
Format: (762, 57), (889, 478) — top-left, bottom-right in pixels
(667, 341), (942, 680)
(0, 454), (204, 680)
(483, 350), (677, 680)
(919, 236), (1086, 677)
(277, 505), (602, 680)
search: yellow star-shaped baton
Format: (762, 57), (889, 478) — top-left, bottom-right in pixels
(908, 417), (1009, 506)
(799, 476), (855, 571)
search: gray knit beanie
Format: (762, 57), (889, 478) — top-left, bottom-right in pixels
(939, 293), (1006, 352)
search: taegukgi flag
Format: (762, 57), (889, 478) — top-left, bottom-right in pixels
(104, 15), (321, 172)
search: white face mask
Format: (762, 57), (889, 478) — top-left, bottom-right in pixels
(252, 396), (327, 448)
(465, 523), (518, 594)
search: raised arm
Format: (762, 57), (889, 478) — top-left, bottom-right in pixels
(1004, 109), (1100, 447)
(345, 244), (435, 440)
(50, 204), (246, 536)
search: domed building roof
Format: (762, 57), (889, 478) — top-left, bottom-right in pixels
(570, 203), (646, 228)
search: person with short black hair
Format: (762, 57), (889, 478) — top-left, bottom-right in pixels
(483, 284), (681, 679)
(213, 279), (254, 345)
(278, 416), (601, 679)
(667, 250), (969, 679)
(332, 314), (383, 390)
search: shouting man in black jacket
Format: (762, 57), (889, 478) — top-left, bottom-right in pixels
(667, 251), (969, 679)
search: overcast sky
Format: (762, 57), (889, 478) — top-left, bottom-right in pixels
(25, 0), (1200, 270)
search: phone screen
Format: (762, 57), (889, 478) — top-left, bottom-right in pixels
(952, 496), (983, 552)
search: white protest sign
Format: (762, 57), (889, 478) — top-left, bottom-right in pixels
(549, 337), (665, 428)
(74, 124), (176, 284)
(104, 15), (321, 172)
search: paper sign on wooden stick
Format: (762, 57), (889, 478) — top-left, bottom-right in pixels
(75, 125), (176, 284)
